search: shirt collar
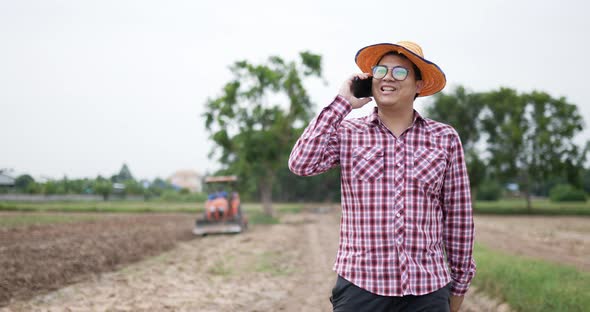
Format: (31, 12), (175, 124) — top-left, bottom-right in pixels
(366, 107), (425, 128)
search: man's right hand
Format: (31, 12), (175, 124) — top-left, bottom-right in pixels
(338, 74), (373, 109)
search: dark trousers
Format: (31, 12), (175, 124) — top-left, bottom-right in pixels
(330, 276), (451, 312)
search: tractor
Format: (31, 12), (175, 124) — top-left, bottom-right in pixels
(193, 175), (248, 235)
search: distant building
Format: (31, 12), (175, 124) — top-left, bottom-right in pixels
(0, 172), (15, 187)
(168, 169), (203, 193)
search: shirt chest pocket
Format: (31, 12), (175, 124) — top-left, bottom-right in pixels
(352, 146), (384, 181)
(413, 147), (447, 191)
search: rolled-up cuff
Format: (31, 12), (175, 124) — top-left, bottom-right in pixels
(449, 279), (470, 296)
(332, 95), (353, 116)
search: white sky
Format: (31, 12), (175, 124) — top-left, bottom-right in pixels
(1, 0), (589, 180)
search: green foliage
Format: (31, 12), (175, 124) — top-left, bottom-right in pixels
(465, 150), (487, 192)
(473, 243), (590, 312)
(273, 165), (341, 202)
(15, 174), (35, 191)
(476, 180), (503, 201)
(2, 165), (208, 203)
(549, 184), (587, 202)
(583, 167), (590, 194)
(427, 87), (486, 189)
(204, 52), (323, 214)
(92, 179), (112, 201)
(427, 86), (484, 151)
(482, 89), (586, 203)
(427, 85), (588, 209)
(113, 163), (134, 182)
(123, 179), (144, 195)
(24, 182), (42, 194)
(43, 180), (61, 195)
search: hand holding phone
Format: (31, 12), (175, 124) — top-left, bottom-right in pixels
(351, 77), (372, 98)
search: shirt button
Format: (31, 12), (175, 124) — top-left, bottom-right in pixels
(396, 212), (401, 218)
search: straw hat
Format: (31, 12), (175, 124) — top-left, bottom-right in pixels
(355, 41), (446, 97)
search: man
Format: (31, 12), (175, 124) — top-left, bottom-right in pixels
(288, 41), (476, 312)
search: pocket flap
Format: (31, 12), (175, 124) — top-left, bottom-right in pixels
(414, 147), (446, 160)
(353, 146), (384, 160)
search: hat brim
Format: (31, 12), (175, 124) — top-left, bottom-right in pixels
(355, 43), (446, 97)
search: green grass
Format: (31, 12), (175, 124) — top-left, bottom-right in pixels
(247, 210), (280, 224)
(0, 201), (306, 214)
(473, 243), (590, 312)
(0, 214), (100, 228)
(207, 256), (235, 276)
(243, 203), (306, 224)
(0, 201), (306, 228)
(474, 198), (590, 215)
(2, 198), (588, 218)
(254, 251), (294, 276)
(0, 201), (200, 213)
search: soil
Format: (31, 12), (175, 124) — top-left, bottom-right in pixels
(474, 215), (590, 271)
(1, 209), (588, 311)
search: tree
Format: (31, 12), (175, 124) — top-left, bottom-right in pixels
(425, 86), (486, 199)
(426, 86), (484, 151)
(43, 180), (60, 195)
(15, 174), (35, 191)
(481, 88), (586, 210)
(93, 177), (113, 201)
(273, 165), (341, 202)
(204, 52), (323, 216)
(113, 164), (134, 182)
(582, 166), (590, 195)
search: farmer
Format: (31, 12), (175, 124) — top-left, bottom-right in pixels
(289, 41), (476, 312)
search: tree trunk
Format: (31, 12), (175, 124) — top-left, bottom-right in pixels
(522, 171), (532, 212)
(525, 189), (532, 212)
(260, 175), (274, 216)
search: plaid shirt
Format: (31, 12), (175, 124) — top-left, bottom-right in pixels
(289, 96), (476, 296)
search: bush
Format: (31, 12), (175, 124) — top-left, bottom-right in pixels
(476, 180), (503, 201)
(549, 184), (587, 202)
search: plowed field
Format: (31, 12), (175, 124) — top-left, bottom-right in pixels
(1, 210), (588, 311)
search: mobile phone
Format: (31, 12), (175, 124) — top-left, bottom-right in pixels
(351, 77), (372, 98)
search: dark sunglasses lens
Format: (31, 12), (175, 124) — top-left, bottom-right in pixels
(372, 66), (387, 79)
(392, 67), (408, 80)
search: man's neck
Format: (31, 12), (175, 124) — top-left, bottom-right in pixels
(377, 104), (415, 138)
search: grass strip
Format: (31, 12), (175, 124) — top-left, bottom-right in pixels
(0, 201), (306, 214)
(474, 199), (590, 216)
(3, 199), (589, 216)
(0, 214), (100, 228)
(473, 243), (590, 312)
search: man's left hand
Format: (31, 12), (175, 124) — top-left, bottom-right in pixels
(450, 295), (464, 312)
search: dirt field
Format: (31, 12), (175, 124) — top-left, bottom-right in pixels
(1, 209), (588, 311)
(474, 215), (590, 271)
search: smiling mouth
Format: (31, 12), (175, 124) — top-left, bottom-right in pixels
(381, 86), (397, 92)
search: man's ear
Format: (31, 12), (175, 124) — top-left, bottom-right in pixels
(415, 80), (424, 94)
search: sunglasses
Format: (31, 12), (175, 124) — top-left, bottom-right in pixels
(371, 65), (409, 81)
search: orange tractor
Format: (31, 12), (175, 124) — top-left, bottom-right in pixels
(193, 175), (248, 235)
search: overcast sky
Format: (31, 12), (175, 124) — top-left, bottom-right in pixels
(1, 0), (589, 180)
